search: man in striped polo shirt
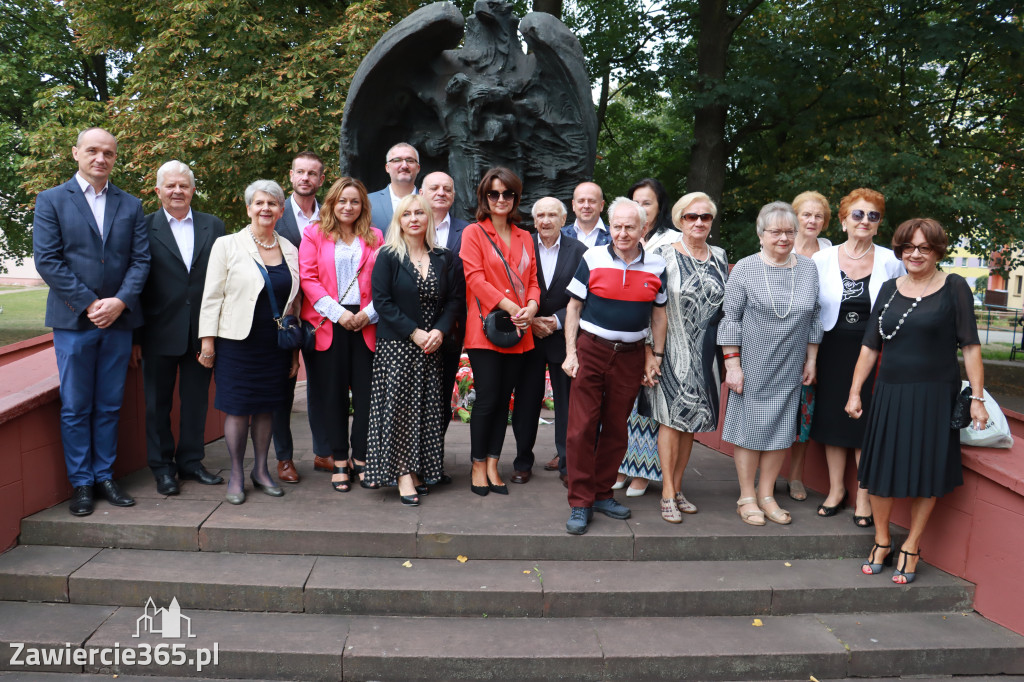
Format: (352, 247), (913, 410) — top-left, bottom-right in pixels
(561, 197), (669, 535)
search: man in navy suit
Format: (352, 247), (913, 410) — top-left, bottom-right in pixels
(367, 142), (420, 235)
(511, 197), (587, 485)
(421, 172), (468, 469)
(561, 182), (610, 248)
(135, 161), (226, 496)
(33, 127), (150, 516)
(272, 151), (332, 483)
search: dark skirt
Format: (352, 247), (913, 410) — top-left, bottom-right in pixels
(811, 326), (875, 448)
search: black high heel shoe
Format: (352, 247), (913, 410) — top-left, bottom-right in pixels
(893, 548), (919, 584)
(400, 493), (420, 507)
(817, 491), (847, 517)
(331, 463), (351, 493)
(488, 480), (509, 495)
(351, 461), (379, 489)
(414, 483), (429, 496)
(250, 472), (284, 497)
(861, 542), (892, 575)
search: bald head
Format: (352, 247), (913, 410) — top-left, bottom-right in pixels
(572, 182), (605, 232)
(72, 128), (118, 190)
(421, 171), (455, 220)
(532, 197), (567, 247)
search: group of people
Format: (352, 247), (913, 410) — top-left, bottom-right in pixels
(34, 128), (988, 585)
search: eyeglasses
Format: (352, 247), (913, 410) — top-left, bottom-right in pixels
(900, 243), (934, 256)
(849, 209), (881, 223)
(387, 157), (419, 166)
(683, 212), (714, 222)
(764, 229), (795, 239)
(486, 190), (517, 201)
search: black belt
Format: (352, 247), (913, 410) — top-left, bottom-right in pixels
(581, 329), (644, 352)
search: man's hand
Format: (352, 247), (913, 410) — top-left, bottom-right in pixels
(87, 298), (126, 329)
(129, 344), (143, 369)
(531, 315), (557, 339)
(562, 351), (579, 378)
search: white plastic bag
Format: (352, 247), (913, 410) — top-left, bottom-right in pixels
(959, 382), (1014, 449)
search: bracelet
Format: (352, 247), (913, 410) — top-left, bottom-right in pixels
(198, 352), (215, 359)
(723, 352), (740, 360)
(970, 395), (986, 402)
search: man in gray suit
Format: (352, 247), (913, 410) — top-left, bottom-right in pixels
(135, 161), (225, 495)
(367, 142), (420, 235)
(272, 151), (332, 483)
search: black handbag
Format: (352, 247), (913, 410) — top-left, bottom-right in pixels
(252, 258), (317, 352)
(950, 385), (973, 430)
(474, 225), (525, 348)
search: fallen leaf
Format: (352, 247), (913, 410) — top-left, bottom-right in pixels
(402, 560), (412, 568)
(752, 618), (763, 627)
(457, 555), (468, 563)
(784, 562), (792, 567)
(523, 570), (532, 574)
(810, 676), (820, 682)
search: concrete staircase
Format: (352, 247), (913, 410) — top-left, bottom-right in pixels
(1, 418), (1023, 681)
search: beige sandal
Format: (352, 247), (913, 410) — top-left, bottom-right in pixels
(661, 498), (683, 524)
(736, 496), (766, 526)
(760, 496), (792, 525)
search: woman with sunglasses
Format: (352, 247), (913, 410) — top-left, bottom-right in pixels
(847, 218), (986, 583)
(460, 167), (540, 496)
(809, 188), (904, 526)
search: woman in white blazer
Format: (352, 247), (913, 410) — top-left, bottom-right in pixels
(198, 180), (301, 505)
(810, 188), (904, 526)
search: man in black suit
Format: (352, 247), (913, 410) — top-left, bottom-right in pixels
(510, 197), (587, 485)
(135, 161), (225, 495)
(272, 151), (332, 483)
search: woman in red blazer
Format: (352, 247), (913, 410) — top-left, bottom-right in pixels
(299, 177), (382, 492)
(461, 167), (540, 496)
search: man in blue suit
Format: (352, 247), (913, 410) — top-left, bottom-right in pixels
(33, 127), (150, 516)
(367, 142), (420, 235)
(561, 182), (610, 248)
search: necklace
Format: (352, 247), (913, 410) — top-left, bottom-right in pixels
(248, 225), (278, 249)
(680, 242), (725, 307)
(842, 240), (872, 260)
(877, 270), (938, 341)
(760, 248), (793, 267)
(679, 238), (710, 263)
(760, 251), (795, 319)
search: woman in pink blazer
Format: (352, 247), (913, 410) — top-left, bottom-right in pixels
(299, 177), (382, 492)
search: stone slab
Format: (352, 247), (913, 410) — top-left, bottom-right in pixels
(70, 549), (315, 612)
(822, 611), (1024, 678)
(85, 606), (349, 681)
(305, 556), (542, 617)
(0, 546), (100, 602)
(0, 601), (116, 672)
(19, 498), (219, 551)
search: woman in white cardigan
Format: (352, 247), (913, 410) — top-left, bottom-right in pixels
(810, 188), (904, 526)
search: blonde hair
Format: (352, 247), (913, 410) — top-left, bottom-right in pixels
(792, 190), (832, 227)
(671, 192), (718, 229)
(384, 194), (437, 259)
(318, 177), (377, 247)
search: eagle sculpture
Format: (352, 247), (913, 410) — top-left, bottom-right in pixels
(339, 0), (598, 223)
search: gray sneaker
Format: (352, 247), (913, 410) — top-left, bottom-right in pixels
(566, 507), (591, 535)
(593, 497), (631, 519)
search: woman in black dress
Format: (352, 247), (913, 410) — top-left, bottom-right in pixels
(364, 194), (463, 505)
(198, 180), (300, 504)
(846, 218), (987, 584)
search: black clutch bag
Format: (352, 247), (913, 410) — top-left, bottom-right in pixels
(950, 385), (972, 430)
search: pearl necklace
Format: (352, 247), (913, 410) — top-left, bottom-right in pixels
(248, 225), (278, 249)
(842, 241), (873, 260)
(760, 250), (795, 319)
(877, 271), (938, 340)
(680, 241), (724, 307)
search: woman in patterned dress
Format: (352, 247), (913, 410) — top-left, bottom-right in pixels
(718, 202), (823, 526)
(364, 194), (463, 505)
(643, 192), (728, 523)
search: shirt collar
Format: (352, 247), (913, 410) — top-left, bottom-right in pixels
(289, 193), (319, 223)
(75, 172), (109, 196)
(163, 208), (193, 225)
(575, 217), (607, 234)
(607, 242), (645, 265)
(436, 212), (451, 229)
(538, 233), (562, 251)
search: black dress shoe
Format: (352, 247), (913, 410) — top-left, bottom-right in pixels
(69, 485), (94, 516)
(95, 479), (135, 507)
(155, 474), (180, 496)
(179, 467), (224, 485)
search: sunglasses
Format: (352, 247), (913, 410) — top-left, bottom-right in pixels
(486, 190), (517, 201)
(682, 212), (714, 222)
(899, 243), (934, 256)
(849, 209), (881, 223)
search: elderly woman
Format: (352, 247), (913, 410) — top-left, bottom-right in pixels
(616, 179), (683, 496)
(461, 167), (540, 496)
(719, 201), (823, 526)
(785, 191), (833, 501)
(364, 195), (463, 505)
(847, 218), (986, 583)
(809, 188), (904, 526)
(643, 192), (728, 523)
(299, 177), (381, 492)
(198, 180), (300, 504)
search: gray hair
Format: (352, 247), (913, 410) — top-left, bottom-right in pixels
(244, 180), (285, 207)
(156, 160), (195, 188)
(607, 197), (646, 228)
(385, 142), (419, 163)
(531, 197), (567, 220)
(756, 201), (798, 236)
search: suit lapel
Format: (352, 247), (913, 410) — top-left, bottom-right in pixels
(102, 186), (122, 244)
(151, 211), (188, 271)
(191, 214), (212, 269)
(534, 234), (549, 298)
(67, 180), (101, 237)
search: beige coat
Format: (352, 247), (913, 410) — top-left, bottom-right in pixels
(198, 229), (300, 340)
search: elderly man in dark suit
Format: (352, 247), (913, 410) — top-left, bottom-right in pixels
(367, 142), (420, 236)
(33, 127), (150, 516)
(510, 197), (587, 485)
(134, 161), (226, 495)
(272, 151), (333, 483)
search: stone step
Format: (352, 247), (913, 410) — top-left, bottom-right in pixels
(5, 676), (1024, 682)
(2, 602), (1023, 681)
(0, 545), (973, 620)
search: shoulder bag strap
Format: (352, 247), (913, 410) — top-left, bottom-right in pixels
(476, 224), (522, 305)
(252, 258), (284, 324)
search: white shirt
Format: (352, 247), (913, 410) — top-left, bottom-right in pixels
(537, 235), (563, 330)
(75, 173), (108, 237)
(434, 212), (451, 248)
(571, 217), (608, 248)
(164, 209), (195, 271)
(289, 194), (319, 233)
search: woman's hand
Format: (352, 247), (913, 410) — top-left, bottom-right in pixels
(724, 362), (743, 395)
(349, 310), (370, 331)
(513, 300), (538, 333)
(802, 357), (816, 386)
(197, 337), (216, 369)
(642, 351), (663, 388)
(288, 350), (300, 378)
(338, 309), (356, 330)
(970, 399), (990, 430)
(845, 394), (862, 419)
(411, 328), (431, 351)
(423, 329), (444, 354)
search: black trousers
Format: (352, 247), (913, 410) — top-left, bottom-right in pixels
(440, 347), (461, 437)
(272, 345), (332, 461)
(143, 349), (212, 477)
(510, 331), (570, 474)
(466, 348), (525, 462)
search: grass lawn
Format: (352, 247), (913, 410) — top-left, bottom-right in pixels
(0, 288), (50, 347)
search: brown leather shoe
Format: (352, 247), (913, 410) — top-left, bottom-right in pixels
(543, 457), (560, 471)
(510, 470), (531, 484)
(277, 460), (300, 483)
(313, 456), (334, 473)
